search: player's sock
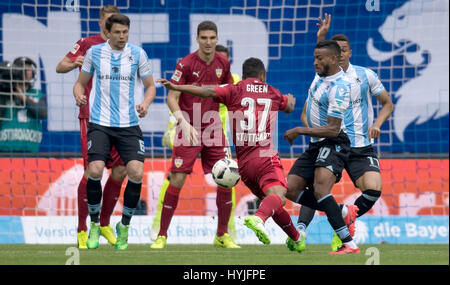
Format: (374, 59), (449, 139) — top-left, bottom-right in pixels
(121, 179), (142, 226)
(272, 207), (300, 241)
(77, 176), (89, 232)
(100, 176), (122, 227)
(254, 194), (283, 223)
(340, 204), (348, 218)
(354, 189), (381, 217)
(86, 176), (102, 224)
(158, 184), (181, 237)
(297, 205), (316, 231)
(318, 194), (353, 244)
(216, 186), (232, 236)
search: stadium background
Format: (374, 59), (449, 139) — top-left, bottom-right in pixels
(0, 0), (448, 245)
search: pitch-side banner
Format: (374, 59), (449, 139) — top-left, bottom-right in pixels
(0, 215), (448, 244)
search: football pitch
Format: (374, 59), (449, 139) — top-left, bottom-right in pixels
(0, 244), (447, 265)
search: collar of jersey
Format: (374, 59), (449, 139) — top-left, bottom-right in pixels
(320, 68), (344, 82)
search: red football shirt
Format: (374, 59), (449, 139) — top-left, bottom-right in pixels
(65, 34), (105, 119)
(214, 78), (288, 164)
(170, 51), (233, 131)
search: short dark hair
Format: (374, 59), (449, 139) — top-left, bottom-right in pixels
(100, 5), (120, 19)
(242, 57), (265, 79)
(315, 40), (341, 57)
(106, 14), (130, 32)
(330, 34), (351, 48)
(197, 21), (217, 36)
(215, 44), (229, 57)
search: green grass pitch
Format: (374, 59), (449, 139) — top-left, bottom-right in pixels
(0, 244), (448, 265)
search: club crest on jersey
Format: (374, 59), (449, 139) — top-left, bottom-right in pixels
(172, 70), (182, 82)
(216, 68), (222, 78)
(215, 68), (223, 78)
(70, 43), (80, 55)
(128, 55), (134, 63)
(174, 157), (183, 168)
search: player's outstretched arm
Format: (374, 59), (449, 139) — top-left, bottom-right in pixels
(73, 71), (91, 107)
(56, 56), (84, 73)
(369, 90), (394, 140)
(282, 94), (296, 113)
(284, 116), (342, 145)
(157, 78), (216, 98)
(136, 74), (157, 118)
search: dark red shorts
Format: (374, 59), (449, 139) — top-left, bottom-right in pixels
(239, 154), (287, 199)
(170, 128), (228, 174)
(80, 119), (124, 169)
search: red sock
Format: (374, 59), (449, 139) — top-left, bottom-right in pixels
(77, 176), (89, 232)
(216, 187), (232, 237)
(100, 176), (123, 227)
(158, 184), (181, 237)
(255, 194), (283, 223)
(272, 207), (300, 241)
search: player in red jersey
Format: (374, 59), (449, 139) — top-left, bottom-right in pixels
(150, 21), (239, 249)
(157, 57), (307, 249)
(55, 5), (123, 249)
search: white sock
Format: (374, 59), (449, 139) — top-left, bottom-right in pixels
(344, 240), (358, 249)
(341, 205), (348, 219)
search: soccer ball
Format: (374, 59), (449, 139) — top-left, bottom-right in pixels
(212, 158), (241, 188)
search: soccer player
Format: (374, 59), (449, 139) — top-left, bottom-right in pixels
(150, 21), (238, 249)
(55, 5), (123, 249)
(157, 57), (304, 249)
(295, 14), (394, 252)
(151, 44), (241, 241)
(284, 40), (360, 254)
(72, 14), (156, 250)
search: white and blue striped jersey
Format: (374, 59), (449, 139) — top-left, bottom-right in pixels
(343, 63), (385, 147)
(81, 41), (152, 127)
(305, 69), (351, 143)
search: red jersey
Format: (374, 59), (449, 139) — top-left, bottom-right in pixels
(214, 78), (288, 164)
(170, 51), (233, 131)
(65, 34), (105, 119)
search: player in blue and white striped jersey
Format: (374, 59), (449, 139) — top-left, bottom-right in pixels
(283, 40), (361, 254)
(295, 14), (394, 252)
(73, 14), (156, 250)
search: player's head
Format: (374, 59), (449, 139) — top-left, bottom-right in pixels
(314, 40), (341, 77)
(106, 14), (130, 50)
(196, 21), (218, 57)
(13, 56), (37, 90)
(242, 57), (266, 82)
(99, 5), (120, 35)
(330, 34), (352, 70)
(215, 44), (229, 58)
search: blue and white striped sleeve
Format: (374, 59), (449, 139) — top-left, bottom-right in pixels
(81, 47), (94, 75)
(366, 68), (385, 96)
(328, 82), (350, 119)
(138, 49), (152, 79)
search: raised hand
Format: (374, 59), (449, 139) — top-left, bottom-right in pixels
(317, 13), (331, 42)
